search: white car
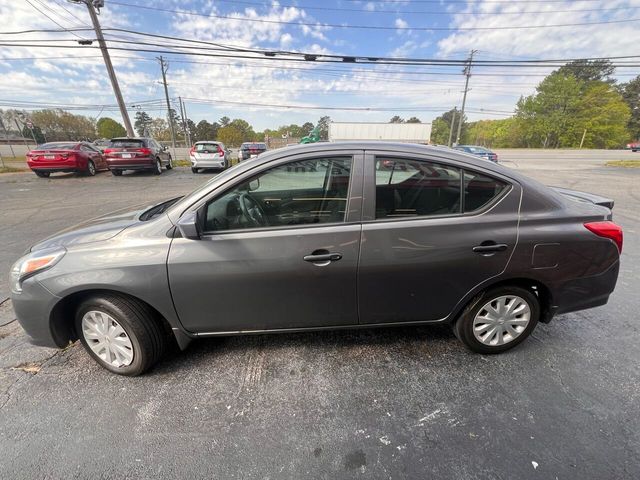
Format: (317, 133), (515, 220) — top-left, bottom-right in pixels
(189, 141), (229, 173)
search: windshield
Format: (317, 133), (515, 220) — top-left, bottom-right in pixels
(111, 139), (144, 148)
(36, 142), (77, 150)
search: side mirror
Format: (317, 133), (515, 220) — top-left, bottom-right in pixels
(177, 211), (200, 240)
(248, 178), (260, 191)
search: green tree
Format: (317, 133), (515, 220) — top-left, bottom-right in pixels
(557, 59), (615, 85)
(96, 117), (126, 139)
(389, 115), (404, 123)
(217, 125), (243, 147)
(149, 118), (169, 140)
(301, 122), (314, 136)
(619, 75), (640, 140)
(22, 125), (45, 144)
(317, 116), (331, 140)
(219, 116), (230, 127)
(193, 120), (219, 142)
(430, 109), (466, 145)
(134, 111), (152, 136)
(30, 109), (96, 141)
(406, 117), (421, 123)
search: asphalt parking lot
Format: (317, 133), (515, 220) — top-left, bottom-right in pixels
(1, 150), (639, 479)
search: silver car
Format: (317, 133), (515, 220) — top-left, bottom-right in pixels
(9, 142), (622, 375)
(189, 141), (228, 173)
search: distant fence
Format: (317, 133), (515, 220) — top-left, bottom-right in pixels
(0, 145), (30, 157)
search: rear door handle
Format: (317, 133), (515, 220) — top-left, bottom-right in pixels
(473, 243), (508, 253)
(303, 252), (342, 263)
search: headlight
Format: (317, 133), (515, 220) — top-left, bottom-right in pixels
(9, 248), (66, 294)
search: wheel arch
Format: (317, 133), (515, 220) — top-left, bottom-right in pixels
(449, 277), (554, 326)
(49, 288), (192, 350)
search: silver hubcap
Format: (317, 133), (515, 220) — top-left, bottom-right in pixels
(88, 162), (95, 174)
(472, 295), (531, 346)
(157, 160), (162, 172)
(81, 311), (134, 367)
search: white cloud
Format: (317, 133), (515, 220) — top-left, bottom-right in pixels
(395, 18), (408, 29)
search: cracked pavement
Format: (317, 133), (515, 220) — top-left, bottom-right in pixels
(0, 151), (639, 479)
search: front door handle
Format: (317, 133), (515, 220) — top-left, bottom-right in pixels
(473, 243), (508, 253)
(304, 251), (342, 265)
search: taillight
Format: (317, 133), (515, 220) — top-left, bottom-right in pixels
(137, 148), (152, 156)
(217, 145), (224, 156)
(584, 221), (623, 253)
(189, 146), (195, 155)
(104, 148), (114, 154)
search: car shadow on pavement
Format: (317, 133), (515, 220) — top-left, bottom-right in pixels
(149, 325), (462, 376)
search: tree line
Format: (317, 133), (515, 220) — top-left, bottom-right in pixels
(431, 60), (639, 149)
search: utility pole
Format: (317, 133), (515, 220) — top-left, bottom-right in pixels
(455, 49), (477, 146)
(158, 56), (177, 149)
(179, 96), (191, 147)
(79, 0), (134, 136)
(447, 107), (457, 147)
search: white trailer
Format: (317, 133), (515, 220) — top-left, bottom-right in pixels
(328, 122), (431, 144)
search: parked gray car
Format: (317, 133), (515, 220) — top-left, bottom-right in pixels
(9, 142), (622, 375)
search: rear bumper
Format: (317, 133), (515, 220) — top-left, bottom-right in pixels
(190, 156), (226, 169)
(106, 157), (155, 170)
(28, 159), (83, 172)
(553, 260), (620, 316)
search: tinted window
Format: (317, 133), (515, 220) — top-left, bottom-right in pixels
(204, 156), (352, 232)
(375, 158), (461, 219)
(463, 170), (508, 212)
(37, 142), (77, 150)
(111, 139), (144, 148)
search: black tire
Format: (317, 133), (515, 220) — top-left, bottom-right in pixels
(454, 286), (539, 354)
(111, 169), (122, 176)
(35, 171), (50, 178)
(85, 160), (96, 176)
(191, 167), (199, 174)
(75, 294), (167, 376)
(166, 156), (173, 170)
(153, 158), (162, 175)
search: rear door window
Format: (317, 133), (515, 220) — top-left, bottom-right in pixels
(37, 142), (77, 150)
(375, 158), (461, 218)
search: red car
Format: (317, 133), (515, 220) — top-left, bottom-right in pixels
(626, 141), (639, 152)
(26, 142), (107, 178)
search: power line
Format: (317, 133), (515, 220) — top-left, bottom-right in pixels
(106, 1), (640, 31)
(202, 0), (639, 17)
(23, 0), (86, 39)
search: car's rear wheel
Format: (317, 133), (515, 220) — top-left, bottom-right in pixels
(454, 286), (539, 354)
(111, 169), (122, 176)
(154, 158), (162, 175)
(35, 171), (50, 178)
(75, 294), (167, 376)
(191, 167), (199, 174)
(166, 156), (173, 170)
(86, 160), (96, 176)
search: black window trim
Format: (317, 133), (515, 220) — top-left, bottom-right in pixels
(363, 152), (513, 224)
(198, 153), (361, 236)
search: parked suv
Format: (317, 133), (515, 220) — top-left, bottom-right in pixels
(26, 141), (107, 177)
(240, 142), (267, 161)
(189, 141), (228, 173)
(454, 145), (498, 162)
(104, 137), (173, 175)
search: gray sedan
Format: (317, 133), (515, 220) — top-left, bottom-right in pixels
(9, 142), (622, 375)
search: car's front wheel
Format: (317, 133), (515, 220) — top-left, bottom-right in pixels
(85, 160), (96, 176)
(166, 156), (173, 170)
(75, 294), (167, 376)
(191, 167), (199, 174)
(454, 286), (539, 354)
(111, 169), (122, 176)
(154, 158), (162, 175)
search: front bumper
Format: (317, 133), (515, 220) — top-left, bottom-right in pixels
(11, 277), (62, 348)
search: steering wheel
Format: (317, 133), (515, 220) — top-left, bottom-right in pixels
(238, 193), (268, 227)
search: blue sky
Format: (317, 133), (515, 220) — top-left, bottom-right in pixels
(1, 0), (639, 131)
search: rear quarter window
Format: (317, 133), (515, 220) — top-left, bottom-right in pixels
(463, 170), (508, 212)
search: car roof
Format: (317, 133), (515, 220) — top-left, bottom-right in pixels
(110, 137), (146, 141)
(195, 140), (220, 143)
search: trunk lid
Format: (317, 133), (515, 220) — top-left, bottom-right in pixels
(551, 186), (614, 210)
